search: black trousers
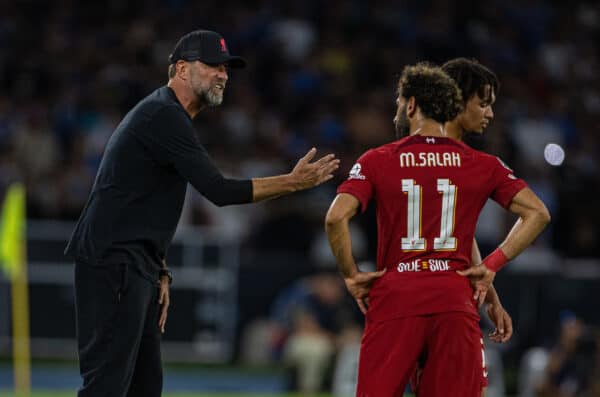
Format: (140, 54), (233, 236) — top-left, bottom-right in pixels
(74, 261), (162, 397)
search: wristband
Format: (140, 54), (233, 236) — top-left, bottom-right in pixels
(483, 248), (508, 272)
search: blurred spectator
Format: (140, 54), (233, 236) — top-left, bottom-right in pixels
(13, 106), (60, 183)
(241, 272), (361, 393)
(536, 311), (598, 397)
(273, 273), (361, 393)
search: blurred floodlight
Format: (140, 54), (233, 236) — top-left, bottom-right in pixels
(544, 143), (565, 166)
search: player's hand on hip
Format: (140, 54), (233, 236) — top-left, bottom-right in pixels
(290, 148), (340, 190)
(486, 303), (513, 343)
(344, 269), (386, 315)
(456, 265), (496, 307)
(158, 275), (170, 333)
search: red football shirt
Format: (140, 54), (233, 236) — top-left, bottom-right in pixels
(338, 135), (527, 321)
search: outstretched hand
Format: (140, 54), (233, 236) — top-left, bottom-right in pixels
(456, 265), (496, 307)
(290, 148), (340, 190)
(344, 269), (387, 315)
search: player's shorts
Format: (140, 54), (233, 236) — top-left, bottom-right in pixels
(409, 334), (488, 394)
(480, 337), (489, 388)
(356, 312), (482, 397)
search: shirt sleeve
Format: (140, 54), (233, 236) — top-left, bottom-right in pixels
(141, 106), (253, 206)
(489, 157), (528, 209)
(336, 150), (376, 212)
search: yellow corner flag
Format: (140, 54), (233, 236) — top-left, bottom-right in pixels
(0, 183), (31, 397)
(0, 183), (26, 279)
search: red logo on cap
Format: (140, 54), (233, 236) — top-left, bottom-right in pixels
(220, 38), (228, 53)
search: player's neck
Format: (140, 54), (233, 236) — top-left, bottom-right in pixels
(409, 119), (446, 138)
(445, 119), (464, 141)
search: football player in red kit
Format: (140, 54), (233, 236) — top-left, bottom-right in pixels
(325, 63), (550, 397)
(411, 58), (514, 397)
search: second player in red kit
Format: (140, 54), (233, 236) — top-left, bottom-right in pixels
(325, 63), (550, 396)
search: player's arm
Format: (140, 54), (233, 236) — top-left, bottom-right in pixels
(252, 148), (339, 202)
(471, 240), (500, 306)
(325, 194), (361, 278)
(325, 193), (385, 314)
(498, 187), (551, 261)
(459, 187), (550, 304)
(473, 239), (513, 343)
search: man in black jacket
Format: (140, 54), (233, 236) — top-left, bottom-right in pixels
(65, 29), (339, 397)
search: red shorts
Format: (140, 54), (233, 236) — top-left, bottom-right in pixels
(356, 312), (482, 397)
(410, 336), (488, 394)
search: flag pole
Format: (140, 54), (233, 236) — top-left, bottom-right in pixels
(11, 243), (30, 397)
(0, 184), (30, 397)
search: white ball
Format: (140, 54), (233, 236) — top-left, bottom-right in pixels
(544, 143), (565, 166)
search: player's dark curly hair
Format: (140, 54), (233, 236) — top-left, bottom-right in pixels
(442, 58), (499, 104)
(397, 63), (463, 123)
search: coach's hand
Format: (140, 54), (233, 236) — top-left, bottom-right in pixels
(158, 275), (170, 333)
(344, 269), (386, 315)
(290, 148), (340, 190)
(486, 303), (513, 343)
(456, 265), (496, 307)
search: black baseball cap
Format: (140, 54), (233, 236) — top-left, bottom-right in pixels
(168, 30), (246, 68)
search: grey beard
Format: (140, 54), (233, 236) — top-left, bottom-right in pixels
(196, 87), (223, 107)
(204, 88), (223, 106)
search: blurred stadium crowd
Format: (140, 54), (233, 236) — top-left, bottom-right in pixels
(1, 0), (598, 256)
(1, 0), (599, 395)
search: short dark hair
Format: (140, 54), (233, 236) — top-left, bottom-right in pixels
(397, 63), (463, 124)
(442, 58), (499, 104)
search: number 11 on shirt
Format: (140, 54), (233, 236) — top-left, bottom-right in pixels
(401, 179), (457, 252)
